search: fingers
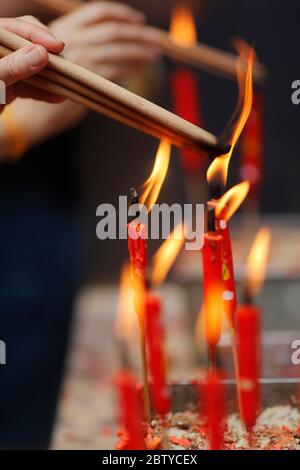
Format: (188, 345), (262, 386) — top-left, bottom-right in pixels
(0, 17), (64, 54)
(76, 22), (159, 47)
(0, 45), (49, 87)
(62, 1), (145, 28)
(17, 15), (50, 30)
(92, 43), (159, 64)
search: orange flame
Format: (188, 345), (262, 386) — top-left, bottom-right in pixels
(207, 46), (255, 187)
(170, 3), (197, 45)
(203, 284), (223, 350)
(152, 224), (185, 286)
(114, 264), (138, 340)
(246, 227), (271, 297)
(140, 140), (171, 212)
(214, 181), (250, 221)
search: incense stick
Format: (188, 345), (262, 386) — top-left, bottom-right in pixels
(31, 0), (83, 14)
(140, 331), (151, 423)
(229, 325), (244, 421)
(0, 28), (226, 155)
(30, 0), (266, 84)
(0, 44), (182, 146)
(153, 29), (266, 85)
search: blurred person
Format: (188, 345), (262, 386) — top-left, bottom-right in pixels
(0, 2), (161, 449)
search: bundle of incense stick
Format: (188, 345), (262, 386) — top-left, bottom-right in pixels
(30, 0), (266, 84)
(0, 27), (226, 154)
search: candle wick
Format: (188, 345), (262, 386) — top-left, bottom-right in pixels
(129, 187), (141, 222)
(130, 187), (139, 206)
(207, 203), (216, 232)
(242, 282), (254, 305)
(209, 182), (223, 200)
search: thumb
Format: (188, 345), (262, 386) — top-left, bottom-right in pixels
(0, 45), (48, 87)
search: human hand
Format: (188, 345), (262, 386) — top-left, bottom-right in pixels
(0, 16), (65, 111)
(50, 1), (161, 81)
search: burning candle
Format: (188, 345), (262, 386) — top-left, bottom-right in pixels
(170, 3), (204, 175)
(127, 192), (151, 421)
(201, 370), (226, 450)
(203, 48), (254, 404)
(127, 140), (171, 421)
(206, 45), (254, 325)
(115, 370), (145, 450)
(237, 227), (271, 430)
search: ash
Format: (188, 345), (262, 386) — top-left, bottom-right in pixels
(151, 406), (300, 450)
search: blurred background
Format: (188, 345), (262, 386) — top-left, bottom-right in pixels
(0, 0), (299, 450)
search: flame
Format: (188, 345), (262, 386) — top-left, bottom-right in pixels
(114, 264), (138, 340)
(140, 140), (171, 212)
(246, 227), (271, 297)
(195, 302), (230, 353)
(214, 181), (250, 220)
(152, 224), (185, 286)
(207, 46), (255, 187)
(203, 284), (223, 349)
(170, 3), (197, 45)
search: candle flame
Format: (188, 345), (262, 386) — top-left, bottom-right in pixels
(207, 46), (255, 187)
(246, 227), (271, 297)
(203, 284), (223, 350)
(214, 181), (250, 221)
(140, 140), (171, 212)
(114, 264), (138, 341)
(152, 224), (185, 286)
(170, 3), (197, 45)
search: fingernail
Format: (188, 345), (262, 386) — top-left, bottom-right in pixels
(27, 46), (45, 68)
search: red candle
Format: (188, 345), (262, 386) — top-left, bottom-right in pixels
(216, 213), (237, 327)
(171, 69), (204, 174)
(145, 293), (171, 415)
(236, 305), (260, 429)
(128, 219), (148, 282)
(202, 232), (223, 354)
(201, 371), (225, 450)
(115, 370), (145, 450)
(240, 91), (263, 198)
(128, 219), (148, 324)
(213, 181), (251, 326)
